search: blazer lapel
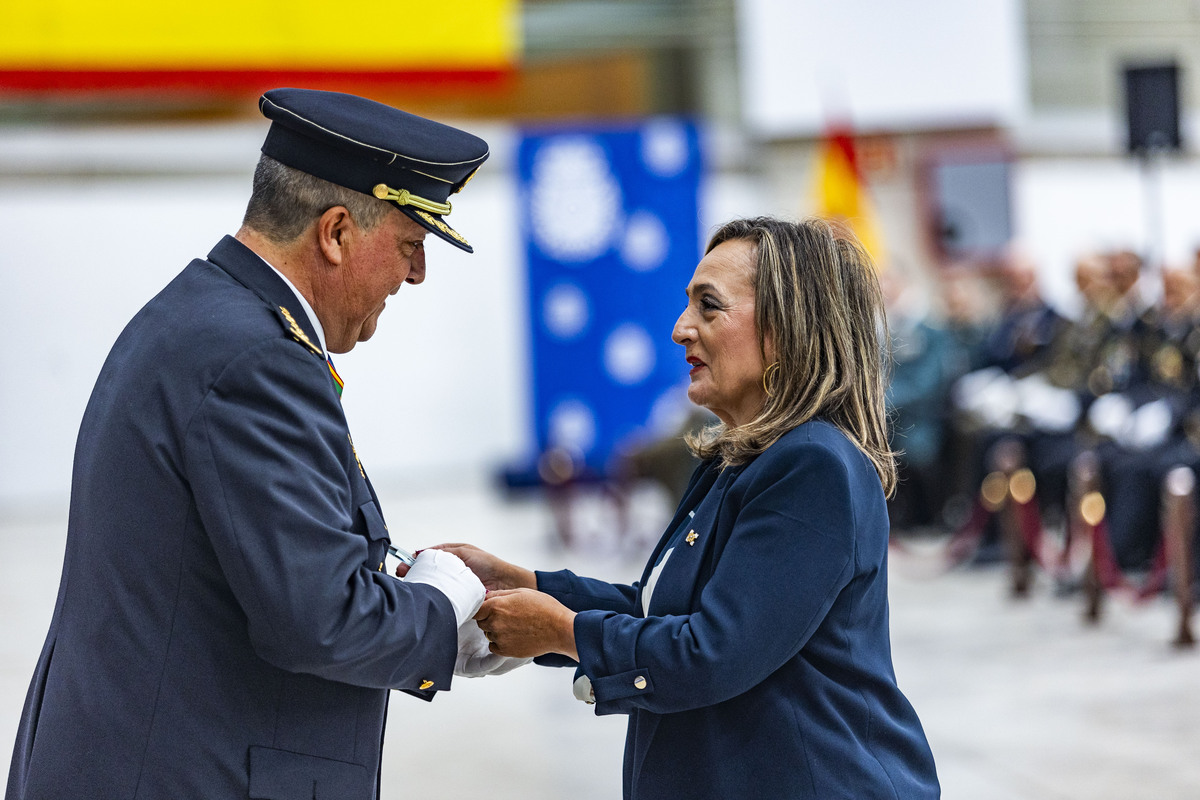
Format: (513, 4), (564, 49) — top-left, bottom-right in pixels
(637, 461), (720, 590)
(638, 463), (740, 616)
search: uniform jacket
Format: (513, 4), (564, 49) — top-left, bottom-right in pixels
(538, 420), (939, 799)
(7, 236), (458, 800)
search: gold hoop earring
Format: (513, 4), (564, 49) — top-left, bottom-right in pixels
(762, 362), (780, 397)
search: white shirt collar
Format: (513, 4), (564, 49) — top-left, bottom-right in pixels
(253, 252), (328, 356)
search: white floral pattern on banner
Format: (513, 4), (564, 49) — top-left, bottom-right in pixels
(604, 323), (656, 386)
(621, 210), (669, 272)
(548, 398), (597, 452)
(640, 118), (691, 178)
(529, 137), (623, 263)
(542, 282), (590, 340)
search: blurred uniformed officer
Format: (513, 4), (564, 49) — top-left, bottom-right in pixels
(1107, 248), (1153, 327)
(977, 248), (1064, 376)
(1097, 265), (1200, 569)
(6, 88), (509, 800)
(950, 251), (1137, 545)
(949, 251), (1073, 511)
(1018, 252), (1143, 517)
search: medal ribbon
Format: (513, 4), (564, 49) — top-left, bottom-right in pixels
(326, 354), (344, 398)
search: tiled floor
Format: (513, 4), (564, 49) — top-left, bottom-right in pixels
(2, 475), (1198, 798)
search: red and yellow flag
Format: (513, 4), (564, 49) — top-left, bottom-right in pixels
(810, 125), (885, 265)
(0, 0), (518, 92)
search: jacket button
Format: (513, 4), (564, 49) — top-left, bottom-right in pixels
(633, 676), (647, 690)
(420, 680), (435, 690)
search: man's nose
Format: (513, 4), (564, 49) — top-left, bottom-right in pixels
(406, 249), (426, 285)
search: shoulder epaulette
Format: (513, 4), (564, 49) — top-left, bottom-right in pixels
(276, 305), (323, 357)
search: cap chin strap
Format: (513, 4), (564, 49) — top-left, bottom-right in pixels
(372, 183), (452, 215)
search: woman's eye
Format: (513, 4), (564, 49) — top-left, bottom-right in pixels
(700, 296), (720, 312)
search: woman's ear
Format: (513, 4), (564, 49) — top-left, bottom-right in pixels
(762, 329), (777, 364)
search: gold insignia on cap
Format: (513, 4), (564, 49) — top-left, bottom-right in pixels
(372, 183), (452, 215)
(278, 306), (322, 356)
(410, 208), (470, 247)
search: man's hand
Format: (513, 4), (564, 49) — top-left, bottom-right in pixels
(428, 543), (537, 592)
(402, 549), (485, 627)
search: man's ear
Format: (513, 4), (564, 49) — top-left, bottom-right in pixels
(316, 206), (353, 266)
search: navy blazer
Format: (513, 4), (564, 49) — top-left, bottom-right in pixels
(7, 237), (458, 800)
(538, 420), (939, 799)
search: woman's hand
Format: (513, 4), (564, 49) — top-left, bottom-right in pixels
(475, 588), (578, 661)
(395, 543), (536, 592)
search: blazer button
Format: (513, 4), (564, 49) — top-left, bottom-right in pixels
(633, 676), (647, 690)
(420, 680), (435, 690)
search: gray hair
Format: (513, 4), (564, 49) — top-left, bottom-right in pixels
(241, 155), (390, 243)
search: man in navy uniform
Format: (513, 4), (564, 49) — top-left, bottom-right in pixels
(7, 88), (502, 800)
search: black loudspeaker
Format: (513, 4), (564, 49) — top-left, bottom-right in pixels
(1124, 63), (1182, 155)
(931, 158), (1013, 259)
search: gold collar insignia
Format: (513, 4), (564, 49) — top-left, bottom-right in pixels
(279, 306), (322, 356)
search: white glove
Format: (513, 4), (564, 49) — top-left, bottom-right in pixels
(403, 549), (485, 628)
(454, 620), (532, 678)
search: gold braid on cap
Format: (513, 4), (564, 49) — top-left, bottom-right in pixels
(372, 184), (452, 215)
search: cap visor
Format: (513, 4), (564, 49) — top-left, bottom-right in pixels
(397, 207), (474, 254)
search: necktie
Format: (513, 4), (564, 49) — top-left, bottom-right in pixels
(326, 354), (344, 398)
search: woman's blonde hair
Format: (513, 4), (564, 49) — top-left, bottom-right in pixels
(686, 216), (897, 496)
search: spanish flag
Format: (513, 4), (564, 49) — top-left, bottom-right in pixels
(811, 125), (885, 265)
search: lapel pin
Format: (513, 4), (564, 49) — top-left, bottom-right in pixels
(686, 530), (698, 546)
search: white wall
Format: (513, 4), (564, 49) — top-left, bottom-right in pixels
(2, 175), (252, 508)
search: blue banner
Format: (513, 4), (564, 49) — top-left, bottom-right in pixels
(518, 119), (703, 477)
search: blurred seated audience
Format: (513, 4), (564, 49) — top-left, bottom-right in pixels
(1095, 263), (1200, 571)
(945, 248), (1145, 578)
(975, 247), (1065, 376)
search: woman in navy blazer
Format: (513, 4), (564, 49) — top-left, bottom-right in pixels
(448, 217), (939, 799)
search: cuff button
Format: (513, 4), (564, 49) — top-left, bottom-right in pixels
(633, 676), (647, 690)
